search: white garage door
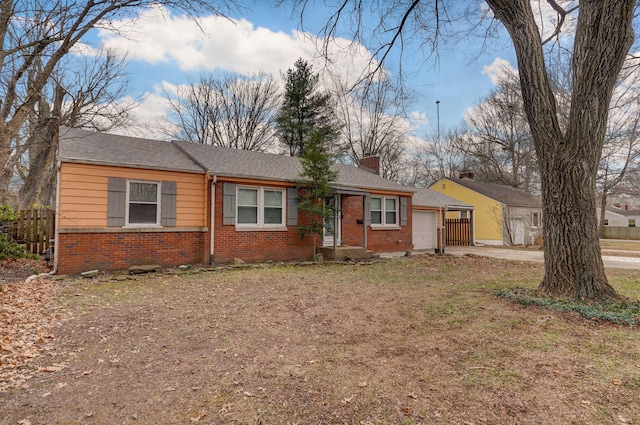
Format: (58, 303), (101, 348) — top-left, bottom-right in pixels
(413, 211), (437, 249)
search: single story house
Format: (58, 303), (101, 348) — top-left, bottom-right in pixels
(55, 128), (417, 274)
(412, 188), (474, 250)
(429, 172), (542, 246)
(597, 205), (640, 227)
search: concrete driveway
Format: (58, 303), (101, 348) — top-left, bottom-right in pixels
(443, 246), (640, 271)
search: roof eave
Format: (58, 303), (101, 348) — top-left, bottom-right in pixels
(60, 158), (206, 174)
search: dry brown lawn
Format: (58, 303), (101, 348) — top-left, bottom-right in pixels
(2, 254), (640, 425)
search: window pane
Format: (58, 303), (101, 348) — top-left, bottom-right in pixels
(238, 188), (258, 206)
(264, 190), (282, 207)
(238, 206), (258, 224)
(130, 182), (157, 202)
(264, 207), (282, 224)
(371, 211), (382, 224)
(386, 211), (397, 225)
(371, 197), (382, 210)
(385, 198), (396, 211)
(129, 204), (157, 224)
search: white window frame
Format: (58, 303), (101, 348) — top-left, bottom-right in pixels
(236, 186), (286, 230)
(370, 195), (399, 228)
(531, 211), (542, 228)
(125, 180), (161, 227)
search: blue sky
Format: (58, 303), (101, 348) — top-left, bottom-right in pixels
(82, 1), (519, 140)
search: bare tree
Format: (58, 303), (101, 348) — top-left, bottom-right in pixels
(331, 75), (411, 180)
(412, 128), (463, 187)
(16, 48), (137, 208)
(0, 0), (242, 204)
(290, 0), (636, 299)
(597, 92), (640, 237)
(165, 72), (280, 151)
(452, 71), (539, 193)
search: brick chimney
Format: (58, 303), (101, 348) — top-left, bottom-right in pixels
(459, 170), (474, 180)
(359, 155), (380, 175)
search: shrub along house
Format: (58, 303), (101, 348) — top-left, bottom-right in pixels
(55, 128), (414, 274)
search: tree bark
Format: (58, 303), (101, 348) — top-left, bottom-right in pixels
(486, 0), (634, 298)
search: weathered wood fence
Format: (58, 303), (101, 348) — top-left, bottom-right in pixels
(602, 226), (640, 241)
(6, 209), (55, 255)
(446, 218), (471, 246)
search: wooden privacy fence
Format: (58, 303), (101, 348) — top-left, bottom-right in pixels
(6, 209), (55, 255)
(603, 226), (640, 240)
(446, 218), (471, 246)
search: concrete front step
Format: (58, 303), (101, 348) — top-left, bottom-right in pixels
(317, 246), (376, 261)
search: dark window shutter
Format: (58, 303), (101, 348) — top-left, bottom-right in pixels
(287, 187), (298, 226)
(364, 195), (371, 227)
(161, 181), (177, 226)
(223, 182), (236, 225)
(107, 177), (126, 226)
(400, 197), (408, 226)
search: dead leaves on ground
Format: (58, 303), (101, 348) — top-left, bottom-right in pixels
(0, 277), (66, 390)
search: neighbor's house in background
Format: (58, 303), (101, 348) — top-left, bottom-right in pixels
(429, 172), (542, 246)
(56, 128), (415, 274)
(597, 204), (640, 228)
(597, 204), (640, 240)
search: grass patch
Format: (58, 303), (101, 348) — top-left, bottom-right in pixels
(495, 287), (640, 325)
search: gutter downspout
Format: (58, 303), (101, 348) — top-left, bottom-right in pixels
(210, 175), (217, 265)
(444, 206), (448, 251)
(53, 160), (61, 274)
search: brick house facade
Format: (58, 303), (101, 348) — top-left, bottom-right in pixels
(56, 128), (415, 274)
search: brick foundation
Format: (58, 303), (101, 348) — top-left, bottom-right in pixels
(57, 231), (206, 275)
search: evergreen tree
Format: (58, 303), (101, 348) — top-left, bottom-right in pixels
(276, 58), (340, 156)
(296, 132), (339, 256)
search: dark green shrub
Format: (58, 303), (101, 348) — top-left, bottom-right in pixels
(495, 287), (640, 326)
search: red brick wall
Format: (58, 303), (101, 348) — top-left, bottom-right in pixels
(212, 181), (314, 263)
(341, 194), (413, 252)
(57, 231), (206, 275)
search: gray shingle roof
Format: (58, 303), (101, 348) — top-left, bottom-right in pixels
(606, 207), (640, 217)
(412, 188), (473, 209)
(173, 141), (411, 193)
(441, 177), (541, 208)
(59, 127), (204, 174)
(58, 128), (411, 193)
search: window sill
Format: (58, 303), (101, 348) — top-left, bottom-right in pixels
(235, 226), (288, 232)
(370, 225), (401, 230)
(123, 224), (162, 229)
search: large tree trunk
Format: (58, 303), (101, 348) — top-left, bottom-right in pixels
(487, 0), (634, 299)
(539, 154), (616, 298)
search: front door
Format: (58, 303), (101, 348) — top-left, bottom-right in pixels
(323, 195), (341, 246)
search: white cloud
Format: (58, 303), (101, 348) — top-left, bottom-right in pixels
(481, 58), (517, 85)
(92, 5), (386, 134)
(95, 4), (377, 83)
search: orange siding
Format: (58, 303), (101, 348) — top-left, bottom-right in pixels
(58, 162), (207, 228)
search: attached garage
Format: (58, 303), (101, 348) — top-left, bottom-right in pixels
(412, 188), (475, 250)
(413, 210), (437, 249)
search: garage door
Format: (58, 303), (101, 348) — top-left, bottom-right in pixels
(413, 211), (437, 249)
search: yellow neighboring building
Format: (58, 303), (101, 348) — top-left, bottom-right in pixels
(430, 173), (542, 246)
